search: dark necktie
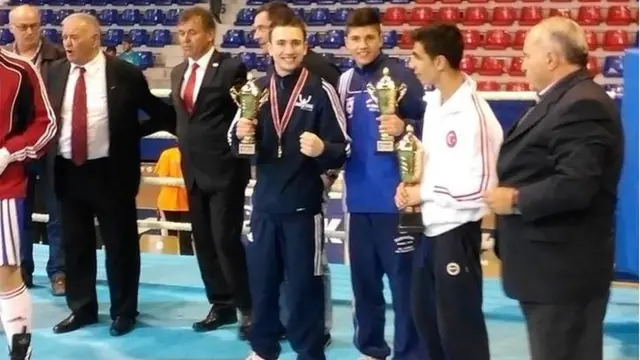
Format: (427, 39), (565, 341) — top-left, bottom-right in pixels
(71, 67), (87, 166)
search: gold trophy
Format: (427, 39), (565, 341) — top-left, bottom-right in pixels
(396, 124), (425, 233)
(230, 72), (269, 156)
(366, 67), (408, 153)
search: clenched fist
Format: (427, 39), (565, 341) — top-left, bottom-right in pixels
(299, 131), (325, 158)
(394, 182), (421, 210)
(378, 114), (405, 137)
(236, 117), (257, 140)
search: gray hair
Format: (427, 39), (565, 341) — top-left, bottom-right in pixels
(537, 17), (589, 66)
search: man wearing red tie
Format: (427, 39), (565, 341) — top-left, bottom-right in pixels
(170, 7), (252, 339)
(44, 13), (175, 337)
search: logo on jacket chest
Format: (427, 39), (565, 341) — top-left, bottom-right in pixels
(295, 95), (314, 112)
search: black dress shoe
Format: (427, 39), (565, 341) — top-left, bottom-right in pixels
(110, 316), (136, 337)
(52, 313), (98, 334)
(238, 314), (251, 341)
(192, 306), (237, 332)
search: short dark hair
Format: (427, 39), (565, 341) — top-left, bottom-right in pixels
(412, 23), (463, 70)
(178, 6), (217, 32)
(269, 12), (307, 41)
(256, 1), (295, 22)
(345, 8), (381, 33)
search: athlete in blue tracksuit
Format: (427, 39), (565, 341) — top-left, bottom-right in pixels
(338, 53), (426, 359)
(228, 63), (349, 360)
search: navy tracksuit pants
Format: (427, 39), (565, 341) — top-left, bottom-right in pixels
(411, 221), (490, 360)
(348, 213), (424, 360)
(246, 211), (326, 360)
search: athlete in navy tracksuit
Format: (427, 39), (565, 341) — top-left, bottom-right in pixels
(339, 53), (426, 359)
(228, 63), (349, 359)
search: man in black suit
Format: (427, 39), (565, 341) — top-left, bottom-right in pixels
(170, 7), (252, 338)
(45, 13), (175, 336)
(484, 17), (623, 360)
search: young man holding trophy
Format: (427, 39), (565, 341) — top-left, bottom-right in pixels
(227, 14), (349, 360)
(337, 7), (427, 360)
(395, 24), (504, 360)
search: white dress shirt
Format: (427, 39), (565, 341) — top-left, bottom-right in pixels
(180, 46), (215, 105)
(58, 51), (110, 160)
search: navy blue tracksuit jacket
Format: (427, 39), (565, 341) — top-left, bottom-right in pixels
(338, 54), (427, 360)
(228, 66), (349, 360)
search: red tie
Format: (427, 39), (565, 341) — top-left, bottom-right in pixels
(182, 63), (199, 115)
(71, 67), (87, 166)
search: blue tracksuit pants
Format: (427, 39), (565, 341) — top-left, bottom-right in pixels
(348, 213), (424, 360)
(411, 221), (490, 360)
(246, 211), (326, 360)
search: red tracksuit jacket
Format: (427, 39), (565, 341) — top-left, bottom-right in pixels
(0, 49), (57, 199)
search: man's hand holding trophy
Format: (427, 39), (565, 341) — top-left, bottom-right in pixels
(231, 72), (269, 156)
(366, 67), (408, 153)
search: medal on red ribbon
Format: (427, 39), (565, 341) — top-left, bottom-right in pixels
(270, 68), (309, 158)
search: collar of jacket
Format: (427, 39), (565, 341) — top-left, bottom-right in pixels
(353, 53), (385, 75)
(271, 65), (305, 88)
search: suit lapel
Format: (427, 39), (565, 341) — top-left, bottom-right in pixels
(105, 57), (119, 130)
(191, 50), (222, 114)
(172, 61), (188, 115)
(51, 61), (71, 121)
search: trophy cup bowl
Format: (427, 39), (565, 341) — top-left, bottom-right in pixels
(396, 125), (426, 233)
(230, 73), (268, 156)
(366, 67), (407, 153)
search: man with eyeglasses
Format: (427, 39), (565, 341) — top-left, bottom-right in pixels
(6, 4), (66, 297)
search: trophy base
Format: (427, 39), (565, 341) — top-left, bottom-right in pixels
(376, 140), (395, 153)
(398, 208), (425, 233)
(238, 143), (256, 156)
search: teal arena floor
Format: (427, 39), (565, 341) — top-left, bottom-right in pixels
(14, 245), (639, 360)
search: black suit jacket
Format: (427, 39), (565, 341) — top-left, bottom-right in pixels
(496, 69), (623, 303)
(45, 56), (176, 197)
(170, 50), (250, 193)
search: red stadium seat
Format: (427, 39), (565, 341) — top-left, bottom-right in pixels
(478, 57), (505, 76)
(586, 56), (600, 77)
(577, 6), (602, 25)
(415, 0), (436, 4)
(383, 7), (406, 26)
(409, 7), (434, 26)
(520, 6), (543, 25)
(584, 30), (599, 50)
(606, 6), (632, 25)
(477, 81), (501, 91)
(463, 7), (488, 25)
(398, 30), (414, 49)
(485, 30), (511, 50)
(549, 8), (573, 18)
(460, 55), (477, 74)
(493, 0), (517, 3)
(506, 82), (530, 91)
(549, 0), (570, 3)
(468, 0), (489, 4)
(507, 57), (524, 76)
(578, 0), (599, 3)
(512, 30), (527, 50)
(492, 7), (517, 25)
(441, 0), (462, 4)
(603, 30), (629, 51)
(438, 7), (460, 23)
(462, 30), (483, 49)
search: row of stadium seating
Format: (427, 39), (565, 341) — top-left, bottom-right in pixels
(6, 0), (198, 6)
(0, 8), (183, 26)
(244, 0), (635, 4)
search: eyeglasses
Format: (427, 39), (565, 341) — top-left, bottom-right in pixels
(11, 23), (40, 32)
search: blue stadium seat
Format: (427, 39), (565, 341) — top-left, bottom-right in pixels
(78, 9), (97, 17)
(317, 0), (336, 4)
(138, 51), (153, 70)
(132, 0), (150, 5)
(99, 9), (119, 26)
(103, 29), (125, 46)
(292, 8), (305, 19)
(244, 31), (260, 48)
(1, 10), (10, 26)
(30, 0), (44, 6)
(129, 29), (149, 46)
(331, 8), (350, 25)
(175, 0), (195, 5)
(246, 0), (265, 5)
(238, 52), (257, 70)
(0, 29), (14, 45)
(222, 29), (245, 48)
(365, 0), (384, 5)
(390, 0), (409, 4)
(235, 8), (256, 26)
(255, 55), (270, 72)
(141, 9), (164, 25)
(382, 30), (398, 49)
(293, 0), (311, 5)
(334, 56), (353, 72)
(42, 28), (60, 43)
(118, 9), (141, 25)
(339, 0), (359, 5)
(163, 9), (181, 25)
(8, 0), (29, 4)
(153, 0), (171, 5)
(66, 0), (88, 6)
(44, 0), (64, 5)
(603, 84), (624, 95)
(111, 0), (130, 6)
(306, 32), (318, 48)
(89, 0), (108, 6)
(322, 30), (344, 49)
(54, 9), (74, 26)
(307, 8), (330, 26)
(148, 29), (171, 47)
(603, 56), (624, 77)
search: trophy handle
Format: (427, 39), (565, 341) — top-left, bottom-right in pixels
(397, 83), (408, 103)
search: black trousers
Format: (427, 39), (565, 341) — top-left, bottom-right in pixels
(57, 157), (140, 320)
(187, 180), (251, 313)
(162, 210), (193, 255)
(411, 221), (490, 360)
(520, 294), (609, 360)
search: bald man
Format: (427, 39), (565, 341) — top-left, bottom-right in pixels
(6, 4), (67, 296)
(484, 17), (623, 360)
(43, 13), (175, 337)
